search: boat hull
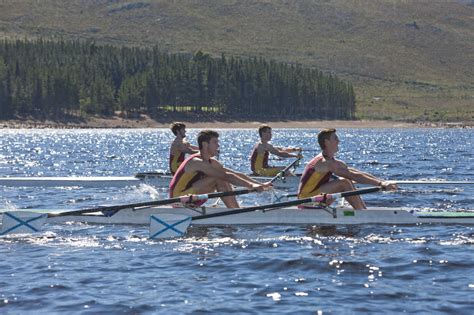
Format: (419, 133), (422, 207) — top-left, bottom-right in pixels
(0, 173), (300, 190)
(3, 206), (473, 226)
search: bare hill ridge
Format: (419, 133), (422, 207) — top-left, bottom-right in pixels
(0, 0), (473, 121)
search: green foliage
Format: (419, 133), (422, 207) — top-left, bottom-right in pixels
(0, 56), (13, 118)
(0, 39), (355, 119)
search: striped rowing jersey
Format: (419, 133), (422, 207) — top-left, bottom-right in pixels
(169, 153), (207, 199)
(250, 143), (270, 175)
(169, 149), (185, 175)
(297, 154), (332, 199)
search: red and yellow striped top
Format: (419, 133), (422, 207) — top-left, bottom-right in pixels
(169, 150), (186, 175)
(169, 154), (207, 199)
(297, 154), (332, 199)
(250, 144), (269, 175)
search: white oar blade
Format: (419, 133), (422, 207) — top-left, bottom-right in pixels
(149, 214), (192, 239)
(0, 211), (47, 235)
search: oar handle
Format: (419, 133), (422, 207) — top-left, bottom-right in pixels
(327, 186), (383, 199)
(190, 188), (257, 202)
(193, 186), (383, 221)
(283, 184), (384, 200)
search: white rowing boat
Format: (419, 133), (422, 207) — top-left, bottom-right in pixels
(2, 187), (473, 238)
(0, 176), (144, 188)
(2, 205), (473, 226)
(0, 173), (301, 190)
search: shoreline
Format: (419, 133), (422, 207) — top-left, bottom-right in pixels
(0, 116), (472, 129)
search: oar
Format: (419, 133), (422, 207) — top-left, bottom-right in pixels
(149, 186), (383, 239)
(135, 172), (173, 179)
(0, 188), (261, 236)
(393, 180), (474, 185)
(276, 179), (474, 200)
(268, 156), (302, 184)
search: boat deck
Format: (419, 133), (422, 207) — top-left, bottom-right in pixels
(2, 206), (474, 227)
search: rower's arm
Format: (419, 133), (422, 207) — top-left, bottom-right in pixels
(348, 167), (379, 182)
(223, 167), (266, 185)
(186, 141), (199, 151)
(280, 147), (302, 153)
(266, 144), (301, 159)
(177, 142), (199, 154)
(330, 161), (388, 187)
(223, 167), (273, 191)
(199, 160), (266, 190)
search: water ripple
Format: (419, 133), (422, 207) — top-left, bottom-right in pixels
(1, 128), (473, 313)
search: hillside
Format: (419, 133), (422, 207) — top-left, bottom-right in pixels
(0, 0), (473, 122)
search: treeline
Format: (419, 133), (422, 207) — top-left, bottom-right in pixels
(0, 39), (355, 120)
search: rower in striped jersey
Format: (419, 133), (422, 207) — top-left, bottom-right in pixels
(250, 124), (302, 177)
(169, 122), (199, 174)
(170, 130), (272, 208)
(297, 128), (397, 209)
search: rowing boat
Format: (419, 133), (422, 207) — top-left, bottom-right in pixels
(2, 187), (473, 238)
(2, 205), (473, 226)
(0, 173), (301, 189)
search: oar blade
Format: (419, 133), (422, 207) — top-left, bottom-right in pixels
(0, 211), (47, 236)
(149, 214), (192, 239)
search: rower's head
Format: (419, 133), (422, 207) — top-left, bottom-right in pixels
(170, 122), (186, 137)
(258, 124), (272, 141)
(197, 130), (220, 156)
(318, 128), (339, 152)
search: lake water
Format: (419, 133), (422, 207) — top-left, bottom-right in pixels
(0, 128), (473, 314)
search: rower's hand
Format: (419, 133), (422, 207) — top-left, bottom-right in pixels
(296, 152), (303, 159)
(252, 182), (273, 192)
(287, 147), (302, 153)
(380, 181), (397, 191)
(251, 183), (265, 192)
(262, 181), (273, 191)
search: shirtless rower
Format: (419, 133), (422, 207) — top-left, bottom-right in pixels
(297, 128), (397, 209)
(250, 124), (302, 177)
(169, 130), (272, 208)
(169, 122), (199, 174)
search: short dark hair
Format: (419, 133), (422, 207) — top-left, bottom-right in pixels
(258, 124), (271, 137)
(197, 130), (219, 149)
(317, 128), (336, 149)
(170, 122), (186, 135)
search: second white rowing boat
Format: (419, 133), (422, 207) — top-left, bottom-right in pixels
(0, 173), (301, 190)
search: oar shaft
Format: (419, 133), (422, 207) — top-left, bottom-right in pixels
(48, 197), (187, 217)
(49, 188), (257, 217)
(193, 187), (383, 221)
(269, 157), (302, 184)
(394, 180), (474, 185)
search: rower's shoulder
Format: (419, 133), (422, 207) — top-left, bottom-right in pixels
(171, 137), (188, 150)
(170, 137), (181, 146)
(252, 141), (266, 152)
(261, 142), (276, 150)
(209, 158), (224, 167)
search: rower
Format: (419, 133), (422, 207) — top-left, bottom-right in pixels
(169, 130), (272, 208)
(250, 124), (302, 177)
(169, 122), (199, 174)
(297, 128), (397, 209)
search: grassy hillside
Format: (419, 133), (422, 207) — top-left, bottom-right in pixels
(0, 0), (472, 122)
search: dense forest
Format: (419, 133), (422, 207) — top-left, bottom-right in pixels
(0, 39), (355, 120)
